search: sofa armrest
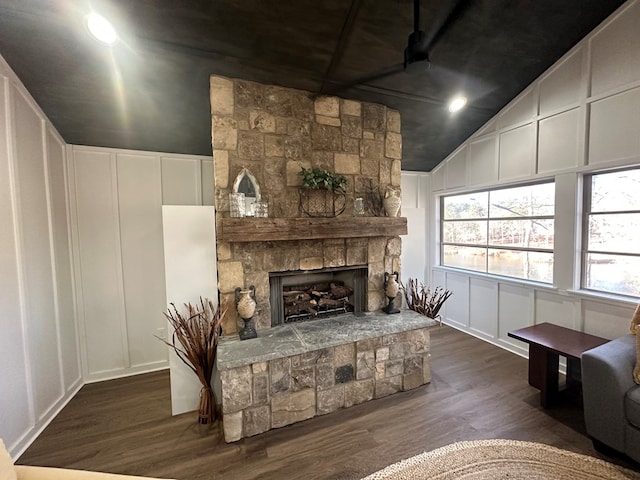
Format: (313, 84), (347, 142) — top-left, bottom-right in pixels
(582, 334), (637, 451)
(15, 465), (173, 480)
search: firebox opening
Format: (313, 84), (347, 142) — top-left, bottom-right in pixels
(269, 266), (367, 326)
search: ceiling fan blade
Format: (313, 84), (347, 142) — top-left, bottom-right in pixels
(425, 0), (470, 53)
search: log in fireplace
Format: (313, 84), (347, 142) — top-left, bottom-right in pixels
(269, 266), (367, 326)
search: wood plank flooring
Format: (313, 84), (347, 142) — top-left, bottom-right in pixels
(17, 325), (635, 479)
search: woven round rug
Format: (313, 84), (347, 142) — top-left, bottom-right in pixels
(362, 439), (640, 479)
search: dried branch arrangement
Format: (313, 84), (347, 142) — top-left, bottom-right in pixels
(157, 297), (226, 424)
(400, 278), (453, 325)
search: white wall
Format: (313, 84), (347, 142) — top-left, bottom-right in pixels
(429, 0), (640, 355)
(0, 51), (217, 455)
(401, 172), (429, 285)
(0, 56), (81, 458)
(68, 146), (214, 383)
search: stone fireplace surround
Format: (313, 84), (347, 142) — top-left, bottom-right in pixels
(210, 74), (404, 335)
(210, 75), (433, 442)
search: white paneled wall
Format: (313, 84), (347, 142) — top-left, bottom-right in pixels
(0, 57), (81, 458)
(430, 0), (640, 354)
(400, 172), (429, 284)
(68, 146), (213, 383)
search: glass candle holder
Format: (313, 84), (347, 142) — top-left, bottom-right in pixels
(254, 201), (269, 218)
(354, 197), (365, 216)
(229, 192), (245, 217)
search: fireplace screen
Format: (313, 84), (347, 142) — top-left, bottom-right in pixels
(269, 266), (367, 326)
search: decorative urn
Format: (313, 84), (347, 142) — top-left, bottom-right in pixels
(235, 286), (257, 340)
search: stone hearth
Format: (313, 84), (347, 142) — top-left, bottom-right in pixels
(215, 310), (436, 442)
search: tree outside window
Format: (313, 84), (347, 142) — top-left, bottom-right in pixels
(441, 182), (555, 283)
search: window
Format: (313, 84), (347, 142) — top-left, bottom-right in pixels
(441, 182), (555, 282)
(583, 168), (640, 297)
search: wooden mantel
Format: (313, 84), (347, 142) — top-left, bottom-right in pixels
(219, 216), (407, 242)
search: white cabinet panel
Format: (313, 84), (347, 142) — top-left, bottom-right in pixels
(13, 88), (63, 417)
(72, 151), (127, 376)
(116, 154), (167, 369)
(498, 283), (533, 347)
(46, 129), (80, 387)
(537, 108), (580, 173)
(498, 90), (534, 129)
(469, 278), (497, 337)
(499, 124), (535, 180)
(590, 1), (640, 96)
(467, 136), (497, 186)
(445, 146), (467, 188)
(534, 291), (576, 330)
(201, 159), (215, 206)
(0, 75), (32, 449)
(589, 88), (640, 165)
(162, 206), (217, 415)
(539, 49), (583, 115)
(583, 300), (634, 340)
(444, 272), (469, 328)
(161, 157), (202, 205)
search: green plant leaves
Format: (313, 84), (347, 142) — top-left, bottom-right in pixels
(299, 167), (347, 192)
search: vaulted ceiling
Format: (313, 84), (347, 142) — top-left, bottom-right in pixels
(0, 0), (626, 171)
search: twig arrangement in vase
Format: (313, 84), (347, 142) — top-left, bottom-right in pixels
(157, 297), (226, 425)
(363, 178), (385, 217)
(399, 278), (452, 325)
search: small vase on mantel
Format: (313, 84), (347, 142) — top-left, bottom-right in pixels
(383, 187), (401, 217)
(235, 286), (257, 340)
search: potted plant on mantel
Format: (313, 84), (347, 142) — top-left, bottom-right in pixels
(298, 166), (347, 217)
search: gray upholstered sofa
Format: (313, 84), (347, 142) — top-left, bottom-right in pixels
(582, 334), (640, 462)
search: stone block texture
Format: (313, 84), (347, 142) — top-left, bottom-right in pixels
(218, 327), (431, 442)
(211, 76), (402, 332)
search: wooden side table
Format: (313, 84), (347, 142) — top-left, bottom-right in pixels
(508, 322), (609, 408)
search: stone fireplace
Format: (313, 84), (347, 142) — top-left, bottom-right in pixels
(210, 76), (435, 443)
(210, 75), (405, 333)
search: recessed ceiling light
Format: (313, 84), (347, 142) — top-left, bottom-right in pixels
(86, 12), (117, 45)
(448, 96), (467, 113)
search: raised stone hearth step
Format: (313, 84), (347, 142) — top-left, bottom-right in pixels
(215, 310), (436, 442)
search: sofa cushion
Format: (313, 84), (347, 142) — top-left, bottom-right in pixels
(0, 439), (17, 480)
(626, 386), (640, 429)
(629, 304), (640, 384)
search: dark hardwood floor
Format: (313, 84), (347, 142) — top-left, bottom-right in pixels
(17, 325), (633, 479)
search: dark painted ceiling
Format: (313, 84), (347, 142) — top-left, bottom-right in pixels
(0, 0), (625, 171)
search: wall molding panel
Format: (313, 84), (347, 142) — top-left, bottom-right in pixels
(431, 0), (640, 351)
(0, 56), (81, 459)
(68, 146), (213, 383)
